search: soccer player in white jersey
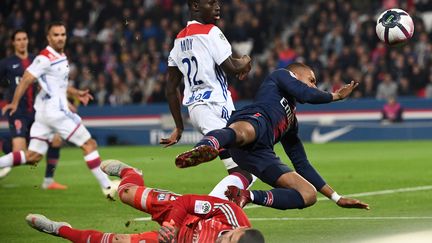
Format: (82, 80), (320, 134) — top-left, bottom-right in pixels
(161, 0), (254, 199)
(0, 22), (117, 197)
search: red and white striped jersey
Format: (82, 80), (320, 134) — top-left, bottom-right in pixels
(167, 195), (251, 243)
(26, 46), (70, 112)
(168, 20), (232, 107)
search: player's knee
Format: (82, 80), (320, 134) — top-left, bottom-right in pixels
(81, 138), (98, 153)
(301, 187), (317, 207)
(51, 135), (63, 147)
(119, 187), (135, 205)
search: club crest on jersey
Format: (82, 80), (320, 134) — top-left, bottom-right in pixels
(157, 193), (167, 201)
(194, 200), (212, 214)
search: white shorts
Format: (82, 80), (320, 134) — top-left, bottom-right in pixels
(28, 110), (91, 155)
(188, 101), (237, 169)
(188, 100), (235, 135)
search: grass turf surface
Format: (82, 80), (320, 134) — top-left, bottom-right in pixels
(1, 141), (432, 242)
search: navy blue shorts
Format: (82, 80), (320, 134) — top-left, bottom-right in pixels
(227, 107), (292, 187)
(8, 115), (33, 138)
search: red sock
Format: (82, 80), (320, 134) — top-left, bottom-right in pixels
(118, 168), (144, 197)
(59, 226), (114, 243)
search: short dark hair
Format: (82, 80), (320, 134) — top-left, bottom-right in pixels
(286, 62), (312, 73)
(46, 21), (66, 34)
(238, 229), (265, 243)
(11, 29), (27, 41)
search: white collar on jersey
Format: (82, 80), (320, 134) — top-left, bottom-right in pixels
(46, 46), (66, 57)
(187, 20), (204, 26)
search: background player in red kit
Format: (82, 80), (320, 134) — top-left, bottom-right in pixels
(0, 29), (65, 190)
(26, 159), (265, 243)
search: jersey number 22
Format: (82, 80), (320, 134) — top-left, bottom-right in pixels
(182, 56), (203, 87)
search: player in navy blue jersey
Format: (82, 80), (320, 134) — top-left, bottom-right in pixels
(0, 29), (66, 190)
(176, 62), (369, 211)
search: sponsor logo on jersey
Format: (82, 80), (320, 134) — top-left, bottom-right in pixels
(194, 200), (212, 214)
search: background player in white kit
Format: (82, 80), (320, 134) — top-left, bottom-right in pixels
(0, 22), (117, 197)
(161, 0), (254, 198)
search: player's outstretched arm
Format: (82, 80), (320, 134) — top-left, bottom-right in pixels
(161, 67), (184, 147)
(221, 55), (252, 80)
(331, 81), (359, 101)
(2, 70), (36, 116)
(67, 87), (94, 106)
(320, 184), (370, 210)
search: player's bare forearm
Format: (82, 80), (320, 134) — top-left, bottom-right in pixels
(166, 67), (184, 130)
(221, 55), (251, 78)
(66, 86), (79, 97)
(319, 184), (335, 199)
(161, 67), (184, 147)
(12, 71), (35, 105)
(166, 90), (184, 130)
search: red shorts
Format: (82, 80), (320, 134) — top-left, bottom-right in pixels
(134, 187), (180, 225)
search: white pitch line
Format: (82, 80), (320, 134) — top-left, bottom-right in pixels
(248, 216), (432, 221)
(244, 184), (432, 209)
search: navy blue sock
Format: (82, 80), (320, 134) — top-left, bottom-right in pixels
(45, 146), (60, 178)
(251, 188), (305, 210)
(196, 128), (236, 150)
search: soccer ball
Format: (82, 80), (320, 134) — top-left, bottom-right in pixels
(376, 8), (414, 46)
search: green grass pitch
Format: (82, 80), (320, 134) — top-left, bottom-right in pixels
(1, 141), (432, 242)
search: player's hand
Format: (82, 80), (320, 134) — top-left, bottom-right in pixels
(77, 89), (94, 106)
(237, 55), (252, 80)
(158, 220), (177, 243)
(2, 103), (18, 116)
(333, 81), (359, 100)
(336, 197), (370, 210)
(160, 128), (183, 147)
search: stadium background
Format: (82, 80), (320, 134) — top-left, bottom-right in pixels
(1, 0), (432, 242)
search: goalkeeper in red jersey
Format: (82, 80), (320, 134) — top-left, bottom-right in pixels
(26, 160), (264, 243)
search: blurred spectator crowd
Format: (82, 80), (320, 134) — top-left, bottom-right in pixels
(1, 0), (432, 106)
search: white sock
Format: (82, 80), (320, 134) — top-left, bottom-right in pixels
(84, 151), (111, 189)
(0, 151), (26, 168)
(91, 167), (111, 189)
(209, 174), (245, 200)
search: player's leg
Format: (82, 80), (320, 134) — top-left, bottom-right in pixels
(0, 139), (45, 168)
(26, 213), (158, 243)
(52, 112), (115, 197)
(42, 134), (67, 190)
(176, 109), (257, 168)
(101, 159), (180, 225)
(0, 117), (30, 178)
(226, 148), (317, 210)
(187, 104), (254, 199)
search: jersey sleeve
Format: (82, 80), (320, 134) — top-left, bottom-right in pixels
(26, 55), (50, 78)
(208, 27), (232, 65)
(167, 45), (178, 67)
(166, 194), (250, 228)
(272, 69), (333, 104)
(280, 133), (327, 190)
